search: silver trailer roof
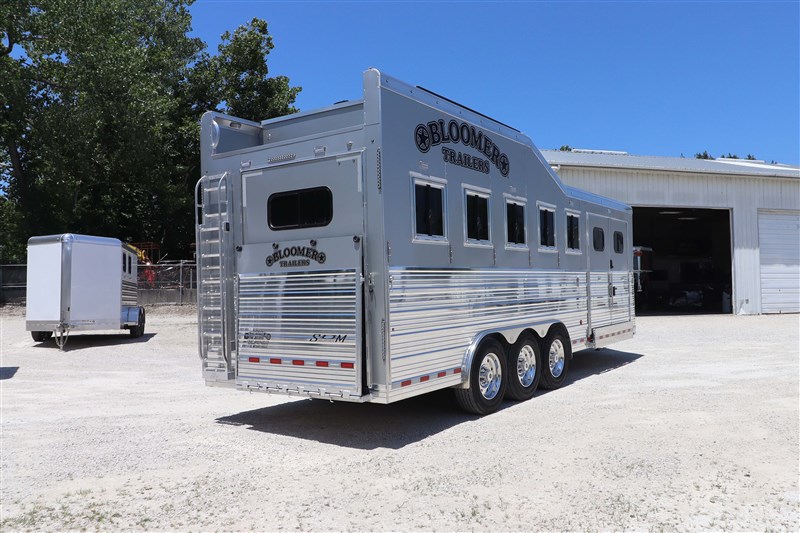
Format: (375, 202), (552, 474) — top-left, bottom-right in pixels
(28, 233), (123, 247)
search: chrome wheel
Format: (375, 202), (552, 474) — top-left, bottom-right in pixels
(516, 343), (537, 387)
(478, 351), (503, 400)
(548, 338), (565, 378)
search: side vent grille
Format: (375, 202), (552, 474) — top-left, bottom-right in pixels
(376, 148), (382, 192)
(268, 153), (296, 164)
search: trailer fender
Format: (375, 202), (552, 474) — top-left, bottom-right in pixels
(458, 321), (559, 389)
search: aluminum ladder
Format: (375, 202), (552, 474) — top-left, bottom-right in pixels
(195, 172), (235, 383)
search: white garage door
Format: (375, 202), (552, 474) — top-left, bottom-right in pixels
(759, 210), (800, 314)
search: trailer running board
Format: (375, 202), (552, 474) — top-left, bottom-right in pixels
(590, 321), (635, 349)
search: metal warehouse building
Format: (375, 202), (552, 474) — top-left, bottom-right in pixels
(541, 150), (800, 315)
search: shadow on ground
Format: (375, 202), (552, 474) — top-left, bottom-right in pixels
(0, 367), (19, 380)
(32, 333), (156, 351)
(562, 347), (643, 386)
(216, 347), (644, 450)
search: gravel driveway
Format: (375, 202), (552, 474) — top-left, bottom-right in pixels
(1, 306), (798, 531)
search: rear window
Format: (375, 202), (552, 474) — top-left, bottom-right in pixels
(268, 187), (333, 230)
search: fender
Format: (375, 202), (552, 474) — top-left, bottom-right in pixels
(457, 320), (565, 389)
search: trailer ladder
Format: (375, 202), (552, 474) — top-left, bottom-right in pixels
(195, 172), (235, 383)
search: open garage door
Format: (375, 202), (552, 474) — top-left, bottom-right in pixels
(632, 207), (732, 314)
(759, 211), (800, 314)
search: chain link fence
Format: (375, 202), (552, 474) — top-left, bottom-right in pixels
(1, 262), (197, 306)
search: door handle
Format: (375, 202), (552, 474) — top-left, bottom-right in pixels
(610, 259), (614, 269)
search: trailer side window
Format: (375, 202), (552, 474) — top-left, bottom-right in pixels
(614, 231), (624, 254)
(538, 206), (555, 249)
(505, 200), (526, 246)
(128, 255), (132, 274)
(465, 190), (490, 243)
(593, 227), (605, 251)
(414, 182), (445, 238)
(122, 253), (126, 273)
(268, 187), (333, 230)
(567, 212), (580, 251)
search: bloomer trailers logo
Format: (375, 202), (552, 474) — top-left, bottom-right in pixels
(266, 245), (326, 267)
(414, 119), (510, 177)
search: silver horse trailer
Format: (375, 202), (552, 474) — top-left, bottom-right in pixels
(196, 69), (634, 414)
(26, 234), (146, 349)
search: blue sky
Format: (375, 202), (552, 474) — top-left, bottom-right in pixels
(190, 1), (800, 165)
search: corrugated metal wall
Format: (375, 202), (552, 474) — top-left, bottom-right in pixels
(554, 167), (800, 314)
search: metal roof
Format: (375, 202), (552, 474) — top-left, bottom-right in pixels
(541, 149), (800, 179)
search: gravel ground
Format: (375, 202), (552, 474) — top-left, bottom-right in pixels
(1, 306), (798, 531)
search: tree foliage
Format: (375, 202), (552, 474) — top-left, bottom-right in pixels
(695, 151), (758, 161)
(0, 3), (300, 262)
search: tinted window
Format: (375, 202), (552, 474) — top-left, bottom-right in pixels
(268, 187), (333, 230)
(506, 202), (525, 245)
(414, 183), (445, 237)
(128, 255), (132, 274)
(539, 208), (555, 247)
(122, 254), (126, 272)
(593, 227), (605, 251)
(466, 193), (490, 241)
(614, 231), (624, 254)
(567, 214), (580, 250)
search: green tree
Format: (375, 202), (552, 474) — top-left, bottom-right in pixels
(694, 150), (714, 160)
(0, 3), (300, 262)
(558, 145), (572, 152)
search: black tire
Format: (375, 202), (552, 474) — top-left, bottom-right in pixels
(31, 331), (53, 342)
(504, 332), (541, 401)
(454, 338), (507, 415)
(129, 307), (145, 338)
(540, 327), (572, 390)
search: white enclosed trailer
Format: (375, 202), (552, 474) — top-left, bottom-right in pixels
(196, 70), (635, 414)
(26, 234), (146, 349)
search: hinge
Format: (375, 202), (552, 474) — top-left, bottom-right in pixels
(449, 244), (453, 264)
(386, 241), (391, 259)
(376, 148), (382, 192)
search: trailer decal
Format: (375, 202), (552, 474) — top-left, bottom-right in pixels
(414, 119), (510, 176)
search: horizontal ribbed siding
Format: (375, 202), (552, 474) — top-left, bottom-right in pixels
(121, 280), (138, 307)
(388, 268), (592, 385)
(236, 270), (359, 395)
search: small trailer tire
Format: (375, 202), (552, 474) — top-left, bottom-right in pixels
(31, 331), (53, 343)
(504, 332), (541, 401)
(454, 338), (507, 415)
(129, 307), (146, 338)
(540, 328), (571, 390)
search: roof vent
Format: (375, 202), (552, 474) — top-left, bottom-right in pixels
(571, 149), (629, 156)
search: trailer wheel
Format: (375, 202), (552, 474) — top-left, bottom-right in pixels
(540, 328), (571, 390)
(454, 338), (507, 415)
(129, 307), (146, 338)
(504, 333), (541, 401)
(31, 331), (53, 343)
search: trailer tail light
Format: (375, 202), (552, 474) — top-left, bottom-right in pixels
(438, 371), (446, 378)
(269, 358), (281, 364)
(341, 362), (354, 369)
(248, 357), (259, 363)
(292, 360), (304, 366)
(316, 361), (329, 367)
(401, 380), (412, 387)
(420, 375), (429, 382)
(454, 368), (462, 374)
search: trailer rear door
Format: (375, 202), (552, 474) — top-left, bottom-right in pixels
(235, 154), (365, 399)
